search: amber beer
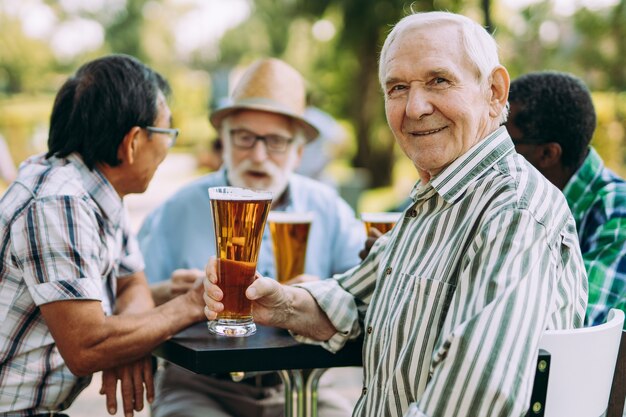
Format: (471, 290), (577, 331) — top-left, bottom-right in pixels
(361, 212), (402, 234)
(208, 186), (272, 337)
(268, 212), (313, 283)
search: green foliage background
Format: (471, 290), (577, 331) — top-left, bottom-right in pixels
(1, 0), (625, 205)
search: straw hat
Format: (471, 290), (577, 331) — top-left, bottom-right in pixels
(210, 58), (319, 142)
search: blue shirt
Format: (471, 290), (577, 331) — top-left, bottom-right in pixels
(137, 169), (366, 282)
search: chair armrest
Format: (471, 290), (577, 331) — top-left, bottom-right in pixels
(527, 349), (551, 417)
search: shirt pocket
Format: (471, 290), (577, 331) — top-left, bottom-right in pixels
(410, 274), (457, 321)
(399, 274), (457, 390)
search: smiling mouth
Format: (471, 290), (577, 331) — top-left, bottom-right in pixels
(409, 126), (447, 136)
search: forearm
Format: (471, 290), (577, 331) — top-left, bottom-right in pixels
(270, 286), (337, 341)
(97, 294), (198, 364)
(41, 291), (204, 376)
(115, 273), (155, 314)
(285, 271), (369, 350)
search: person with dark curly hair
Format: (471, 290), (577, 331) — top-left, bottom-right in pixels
(507, 71), (626, 328)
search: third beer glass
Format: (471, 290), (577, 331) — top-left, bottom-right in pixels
(361, 212), (402, 234)
(208, 186), (272, 337)
(268, 212), (313, 283)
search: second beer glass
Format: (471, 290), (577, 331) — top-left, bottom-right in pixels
(361, 212), (402, 234)
(268, 212), (313, 283)
(208, 186), (273, 337)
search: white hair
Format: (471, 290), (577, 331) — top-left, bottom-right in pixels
(379, 11), (508, 122)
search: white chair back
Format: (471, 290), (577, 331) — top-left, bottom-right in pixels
(538, 308), (625, 417)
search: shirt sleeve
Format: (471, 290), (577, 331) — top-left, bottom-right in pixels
(583, 214), (626, 328)
(12, 196), (106, 305)
(292, 235), (390, 352)
(410, 208), (586, 417)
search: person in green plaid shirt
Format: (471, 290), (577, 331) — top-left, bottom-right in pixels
(507, 71), (626, 328)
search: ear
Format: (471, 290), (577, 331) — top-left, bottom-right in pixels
(294, 140), (305, 164)
(487, 66), (510, 119)
(117, 126), (143, 165)
(296, 140), (307, 162)
(536, 142), (562, 169)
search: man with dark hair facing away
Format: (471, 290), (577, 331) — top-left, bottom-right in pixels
(0, 54), (206, 417)
(506, 71), (625, 328)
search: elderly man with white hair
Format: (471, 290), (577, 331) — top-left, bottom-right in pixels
(203, 11), (588, 417)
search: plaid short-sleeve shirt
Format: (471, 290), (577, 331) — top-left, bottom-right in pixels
(0, 153), (144, 416)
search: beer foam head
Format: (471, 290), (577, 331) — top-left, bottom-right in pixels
(208, 186), (273, 201)
(361, 212), (403, 223)
(267, 211), (314, 224)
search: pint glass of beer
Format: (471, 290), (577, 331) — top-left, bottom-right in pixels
(361, 212), (402, 235)
(268, 212), (313, 283)
(208, 186), (273, 337)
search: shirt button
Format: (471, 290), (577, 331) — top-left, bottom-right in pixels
(385, 267), (392, 275)
(361, 387), (367, 396)
(367, 326), (373, 334)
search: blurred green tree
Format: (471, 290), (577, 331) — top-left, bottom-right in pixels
(104, 0), (150, 61)
(0, 14), (55, 94)
(2, 0), (625, 189)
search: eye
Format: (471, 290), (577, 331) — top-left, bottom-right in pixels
(266, 135), (284, 146)
(387, 84), (408, 97)
(430, 77), (450, 87)
(238, 133), (256, 143)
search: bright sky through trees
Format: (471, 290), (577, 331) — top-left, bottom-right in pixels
(0, 0), (250, 60)
(3, 0), (620, 61)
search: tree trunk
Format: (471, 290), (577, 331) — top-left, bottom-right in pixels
(350, 43), (394, 187)
(483, 0), (492, 33)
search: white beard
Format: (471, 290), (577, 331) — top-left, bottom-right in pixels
(224, 154), (298, 199)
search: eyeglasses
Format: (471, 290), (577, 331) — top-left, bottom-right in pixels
(144, 126), (179, 148)
(229, 129), (294, 153)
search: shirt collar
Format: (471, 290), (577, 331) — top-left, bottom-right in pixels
(67, 153), (125, 224)
(562, 146), (601, 199)
(409, 126), (514, 204)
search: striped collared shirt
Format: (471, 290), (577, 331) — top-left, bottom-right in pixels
(296, 127), (587, 417)
(564, 147), (626, 328)
(0, 153), (144, 416)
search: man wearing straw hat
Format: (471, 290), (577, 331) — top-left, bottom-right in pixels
(138, 58), (365, 417)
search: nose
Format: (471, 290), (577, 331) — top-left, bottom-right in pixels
(249, 139), (269, 163)
(405, 87), (434, 120)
